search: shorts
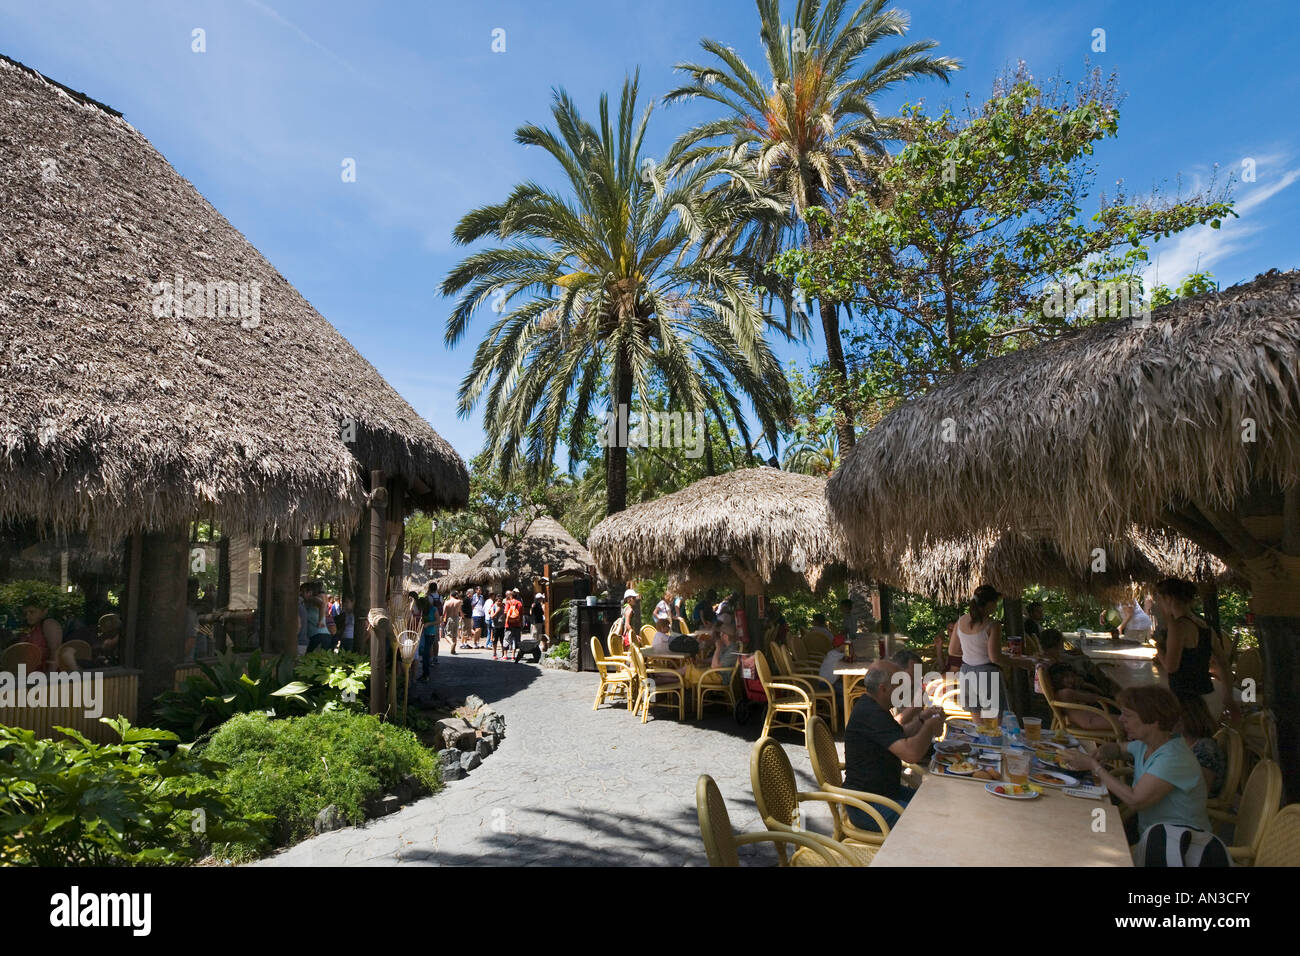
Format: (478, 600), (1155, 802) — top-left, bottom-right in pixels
(445, 618), (459, 640)
(505, 626), (521, 650)
(472, 615), (485, 632)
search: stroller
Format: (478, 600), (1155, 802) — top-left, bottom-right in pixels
(733, 651), (767, 724)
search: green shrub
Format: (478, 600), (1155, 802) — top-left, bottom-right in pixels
(153, 648), (309, 741)
(293, 650), (370, 712)
(0, 579), (85, 627)
(0, 716), (264, 866)
(547, 641), (571, 659)
(202, 711), (439, 861)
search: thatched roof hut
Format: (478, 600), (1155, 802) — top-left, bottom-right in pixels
(827, 269), (1300, 575)
(588, 468), (848, 594)
(438, 516), (593, 593)
(826, 268), (1300, 798)
(895, 527), (1234, 606)
(0, 55), (468, 543)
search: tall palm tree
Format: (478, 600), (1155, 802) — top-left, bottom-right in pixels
(666, 0), (959, 451)
(782, 423), (839, 476)
(443, 74), (791, 517)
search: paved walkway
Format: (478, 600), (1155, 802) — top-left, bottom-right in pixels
(253, 648), (831, 866)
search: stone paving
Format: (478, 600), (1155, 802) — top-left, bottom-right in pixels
(253, 647), (833, 866)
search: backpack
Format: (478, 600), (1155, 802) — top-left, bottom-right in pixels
(505, 599), (522, 627)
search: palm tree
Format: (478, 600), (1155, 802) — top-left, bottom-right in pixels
(443, 74), (791, 517)
(782, 423), (839, 476)
(666, 0), (959, 451)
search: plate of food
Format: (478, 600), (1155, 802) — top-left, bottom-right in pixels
(946, 760), (978, 775)
(970, 768), (1001, 781)
(1029, 769), (1079, 788)
(936, 740), (972, 755)
(985, 782), (1040, 800)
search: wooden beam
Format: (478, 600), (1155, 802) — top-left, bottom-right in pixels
(366, 470), (389, 717)
(1161, 507), (1241, 569)
(133, 526), (190, 716)
(122, 532), (143, 668)
(1283, 486), (1300, 557)
(1192, 500), (1270, 561)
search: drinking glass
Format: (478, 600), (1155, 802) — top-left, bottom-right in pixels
(1022, 717), (1042, 741)
(1007, 750), (1031, 785)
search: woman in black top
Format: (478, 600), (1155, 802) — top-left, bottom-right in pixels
(1154, 578), (1215, 701)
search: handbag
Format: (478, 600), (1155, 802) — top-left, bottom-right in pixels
(669, 635), (699, 655)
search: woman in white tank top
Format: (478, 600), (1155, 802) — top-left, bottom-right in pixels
(948, 585), (1005, 715)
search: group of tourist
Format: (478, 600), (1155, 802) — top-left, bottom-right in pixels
(1, 594), (124, 671)
(834, 579), (1241, 864)
(297, 582), (355, 654)
(404, 582), (549, 680)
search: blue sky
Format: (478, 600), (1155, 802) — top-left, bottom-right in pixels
(4, 0), (1298, 463)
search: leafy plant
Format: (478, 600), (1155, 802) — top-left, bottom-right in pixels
(153, 648), (309, 741)
(202, 711), (439, 861)
(0, 579), (85, 627)
(547, 641), (571, 660)
(293, 650), (371, 713)
(0, 716), (264, 866)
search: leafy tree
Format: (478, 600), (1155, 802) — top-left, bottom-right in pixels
(777, 67), (1235, 401)
(442, 74), (791, 517)
(1149, 270), (1217, 307)
(667, 0), (959, 450)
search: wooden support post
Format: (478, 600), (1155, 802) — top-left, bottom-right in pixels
(363, 470), (389, 717)
(265, 540), (300, 659)
(1005, 597), (1024, 637)
(543, 562), (552, 642)
(133, 526), (190, 717)
(878, 583), (894, 635)
(122, 533), (143, 668)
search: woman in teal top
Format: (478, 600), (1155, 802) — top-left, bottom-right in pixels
(1064, 685), (1211, 838)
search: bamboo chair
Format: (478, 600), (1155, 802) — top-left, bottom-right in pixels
(695, 775), (851, 867)
(590, 637), (632, 711)
(1036, 664), (1124, 744)
(802, 630), (833, 663)
(638, 624), (658, 647)
(629, 644), (684, 723)
(749, 736), (884, 866)
(676, 618), (691, 636)
(805, 716), (906, 847)
(770, 643), (838, 731)
(752, 650), (815, 739)
(1241, 710), (1278, 775)
(1, 641), (43, 672)
(694, 657), (738, 720)
(606, 631), (631, 666)
(788, 633), (811, 668)
(1207, 726), (1244, 815)
(1254, 804), (1300, 867)
(607, 619), (626, 651)
(1210, 759), (1282, 865)
(57, 639), (92, 669)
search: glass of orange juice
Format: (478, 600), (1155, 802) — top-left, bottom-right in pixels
(1022, 717), (1042, 741)
(1006, 750), (1031, 785)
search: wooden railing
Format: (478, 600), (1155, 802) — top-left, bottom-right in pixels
(0, 668), (139, 743)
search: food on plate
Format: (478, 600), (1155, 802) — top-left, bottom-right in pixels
(971, 769), (999, 780)
(948, 761), (977, 774)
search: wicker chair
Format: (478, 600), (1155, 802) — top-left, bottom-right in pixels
(749, 736), (883, 866)
(694, 658), (738, 720)
(1036, 664), (1124, 744)
(788, 633), (811, 668)
(1, 641), (43, 672)
(1254, 803), (1300, 867)
(1207, 726), (1244, 815)
(695, 775), (851, 867)
(638, 624), (658, 647)
(770, 643), (838, 731)
(629, 644), (684, 723)
(752, 650), (814, 739)
(57, 639), (92, 670)
(804, 716), (906, 847)
(590, 637), (632, 711)
(802, 630), (833, 663)
(1241, 710), (1278, 776)
(1211, 759), (1282, 865)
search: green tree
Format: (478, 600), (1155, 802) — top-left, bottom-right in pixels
(667, 0), (959, 450)
(778, 68), (1235, 401)
(442, 75), (791, 517)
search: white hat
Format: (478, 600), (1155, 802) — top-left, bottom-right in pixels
(535, 592), (544, 600)
(624, 588), (640, 599)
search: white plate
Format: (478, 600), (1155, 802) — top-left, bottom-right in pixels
(985, 783), (1040, 800)
(946, 764), (978, 775)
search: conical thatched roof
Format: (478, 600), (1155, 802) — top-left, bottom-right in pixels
(828, 269), (1300, 576)
(894, 527), (1235, 606)
(588, 468), (848, 592)
(0, 55), (468, 542)
(438, 516), (593, 593)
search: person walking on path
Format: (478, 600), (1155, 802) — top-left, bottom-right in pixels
(442, 590), (462, 655)
(490, 592), (507, 659)
(470, 587), (486, 649)
(530, 592), (547, 651)
(503, 589), (524, 660)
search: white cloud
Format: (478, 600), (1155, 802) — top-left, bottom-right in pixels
(1142, 157), (1300, 289)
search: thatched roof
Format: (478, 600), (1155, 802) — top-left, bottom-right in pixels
(438, 516), (593, 593)
(828, 269), (1300, 576)
(587, 468), (848, 592)
(894, 527), (1234, 606)
(0, 55), (468, 543)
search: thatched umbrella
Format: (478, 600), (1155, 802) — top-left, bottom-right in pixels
(588, 468), (849, 604)
(0, 55), (468, 544)
(827, 268), (1300, 796)
(895, 527), (1234, 606)
(438, 516), (593, 593)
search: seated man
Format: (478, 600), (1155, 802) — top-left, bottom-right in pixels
(684, 624), (741, 688)
(843, 660), (946, 834)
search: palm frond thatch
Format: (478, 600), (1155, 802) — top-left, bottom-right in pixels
(437, 516), (593, 593)
(827, 269), (1300, 574)
(0, 56), (468, 543)
(587, 467), (848, 592)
